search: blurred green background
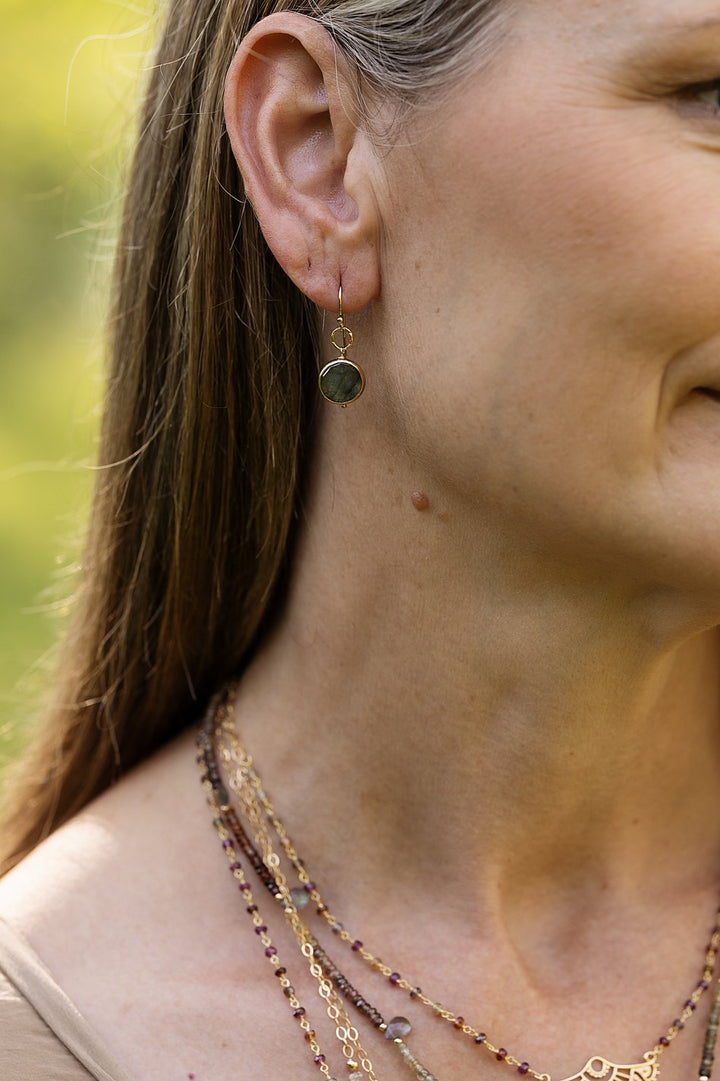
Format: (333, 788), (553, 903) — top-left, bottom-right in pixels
(0, 0), (154, 763)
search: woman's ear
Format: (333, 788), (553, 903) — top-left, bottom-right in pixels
(224, 12), (382, 312)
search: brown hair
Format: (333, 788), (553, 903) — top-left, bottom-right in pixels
(0, 0), (506, 872)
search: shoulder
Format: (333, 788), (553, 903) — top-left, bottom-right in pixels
(0, 727), (206, 956)
(0, 729), (256, 1077)
(0, 725), (224, 960)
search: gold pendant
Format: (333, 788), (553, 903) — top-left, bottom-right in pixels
(559, 1053), (659, 1081)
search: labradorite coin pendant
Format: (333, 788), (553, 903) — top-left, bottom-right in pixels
(318, 358), (365, 407)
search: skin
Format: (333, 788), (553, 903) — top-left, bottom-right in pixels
(5, 1), (720, 1079)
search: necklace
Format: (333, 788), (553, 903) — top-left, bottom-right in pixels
(220, 718), (720, 1081)
(198, 684), (720, 1081)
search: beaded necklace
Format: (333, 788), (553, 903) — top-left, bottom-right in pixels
(197, 685), (720, 1081)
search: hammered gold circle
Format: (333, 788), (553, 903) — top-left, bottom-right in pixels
(330, 325), (354, 352)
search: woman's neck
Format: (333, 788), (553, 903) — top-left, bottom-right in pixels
(233, 419), (720, 933)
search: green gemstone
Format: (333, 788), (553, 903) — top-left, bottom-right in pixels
(319, 360), (364, 405)
(290, 887), (309, 909)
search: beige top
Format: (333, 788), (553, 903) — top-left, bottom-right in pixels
(0, 917), (135, 1081)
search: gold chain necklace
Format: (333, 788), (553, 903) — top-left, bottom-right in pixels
(200, 685), (720, 1081)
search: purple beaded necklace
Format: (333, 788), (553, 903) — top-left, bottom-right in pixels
(198, 683), (720, 1081)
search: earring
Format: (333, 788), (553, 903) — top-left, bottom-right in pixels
(318, 286), (365, 407)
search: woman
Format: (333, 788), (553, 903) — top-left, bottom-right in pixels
(3, 0), (720, 1077)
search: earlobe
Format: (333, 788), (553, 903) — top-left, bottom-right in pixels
(224, 13), (381, 311)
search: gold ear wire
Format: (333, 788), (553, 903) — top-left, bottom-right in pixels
(318, 286), (366, 407)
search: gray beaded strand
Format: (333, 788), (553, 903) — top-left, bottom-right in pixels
(700, 982), (720, 1081)
(395, 1040), (440, 1081)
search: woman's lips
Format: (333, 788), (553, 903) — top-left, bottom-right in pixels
(695, 386), (720, 402)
